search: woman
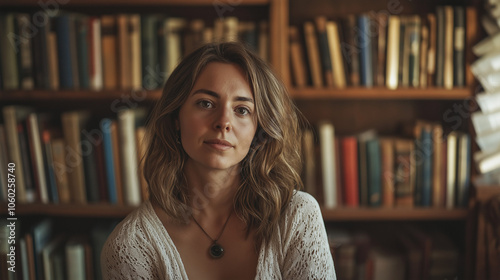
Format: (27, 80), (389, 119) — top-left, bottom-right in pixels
(101, 42), (336, 279)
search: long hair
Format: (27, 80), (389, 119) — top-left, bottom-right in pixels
(143, 42), (305, 243)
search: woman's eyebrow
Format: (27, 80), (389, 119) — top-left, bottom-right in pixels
(192, 89), (254, 103)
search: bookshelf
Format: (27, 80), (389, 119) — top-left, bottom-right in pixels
(0, 0), (488, 279)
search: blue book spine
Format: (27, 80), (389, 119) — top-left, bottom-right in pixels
(366, 138), (381, 207)
(358, 15), (373, 87)
(420, 127), (433, 207)
(76, 17), (90, 89)
(55, 15), (74, 89)
(100, 118), (117, 204)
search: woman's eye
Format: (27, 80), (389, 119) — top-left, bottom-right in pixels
(236, 107), (251, 116)
(198, 100), (213, 109)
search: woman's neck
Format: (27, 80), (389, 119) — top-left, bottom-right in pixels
(183, 161), (240, 219)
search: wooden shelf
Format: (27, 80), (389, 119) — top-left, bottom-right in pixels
(0, 0), (270, 7)
(290, 87), (474, 100)
(0, 203), (137, 218)
(321, 207), (469, 221)
(0, 89), (162, 101)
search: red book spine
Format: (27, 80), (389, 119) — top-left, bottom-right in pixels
(341, 137), (359, 206)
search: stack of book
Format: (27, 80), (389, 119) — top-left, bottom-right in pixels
(0, 106), (149, 206)
(303, 121), (471, 209)
(289, 5), (476, 90)
(0, 12), (268, 91)
(470, 2), (500, 181)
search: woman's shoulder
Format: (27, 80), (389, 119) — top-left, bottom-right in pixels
(103, 201), (158, 248)
(287, 190), (321, 213)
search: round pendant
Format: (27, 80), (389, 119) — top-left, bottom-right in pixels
(209, 243), (224, 259)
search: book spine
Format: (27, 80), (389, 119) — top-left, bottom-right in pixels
(386, 16), (400, 89)
(55, 15), (74, 89)
(341, 137), (359, 206)
(100, 119), (118, 204)
(319, 122), (337, 208)
(358, 15), (373, 87)
(366, 139), (381, 207)
(453, 6), (465, 87)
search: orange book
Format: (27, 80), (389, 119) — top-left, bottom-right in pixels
(304, 21), (323, 88)
(101, 15), (118, 90)
(289, 26), (307, 88)
(341, 137), (359, 207)
(117, 14), (131, 89)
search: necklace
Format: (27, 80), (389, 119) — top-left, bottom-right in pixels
(191, 211), (233, 259)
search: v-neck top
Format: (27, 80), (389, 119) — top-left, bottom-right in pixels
(101, 191), (336, 279)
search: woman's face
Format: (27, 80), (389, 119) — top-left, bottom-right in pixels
(178, 62), (258, 172)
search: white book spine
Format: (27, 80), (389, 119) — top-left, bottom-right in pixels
(446, 133), (457, 209)
(66, 244), (86, 280)
(28, 113), (48, 203)
(118, 110), (141, 206)
(319, 122), (337, 208)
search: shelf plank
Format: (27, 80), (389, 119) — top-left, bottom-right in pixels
(0, 203), (469, 220)
(1, 86), (474, 101)
(291, 87), (474, 100)
(0, 0), (270, 7)
(0, 89), (162, 101)
(0, 203), (137, 218)
(321, 207), (469, 221)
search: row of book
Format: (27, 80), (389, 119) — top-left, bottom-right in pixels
(289, 6), (477, 89)
(0, 219), (116, 280)
(469, 3), (500, 179)
(305, 121), (471, 209)
(0, 12), (269, 91)
(328, 225), (460, 280)
(0, 106), (149, 206)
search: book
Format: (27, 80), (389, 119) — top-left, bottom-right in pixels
(366, 138), (382, 207)
(455, 132), (471, 207)
(118, 108), (145, 206)
(314, 16), (334, 87)
(164, 17), (187, 80)
(386, 15), (400, 89)
(453, 6), (466, 87)
(431, 125), (445, 207)
(326, 20), (347, 88)
(341, 14), (360, 86)
(427, 13), (437, 86)
(117, 14), (132, 89)
(380, 138), (395, 207)
(100, 118), (119, 204)
(51, 138), (71, 204)
(358, 14), (373, 87)
(465, 7), (479, 86)
(65, 236), (88, 280)
(42, 234), (66, 280)
(445, 132), (457, 209)
(2, 106), (34, 203)
(394, 138), (415, 207)
(88, 17), (103, 91)
(318, 122), (337, 208)
(129, 14), (142, 90)
(357, 130), (377, 206)
(289, 26), (308, 88)
(26, 113), (49, 203)
(55, 14), (77, 89)
(302, 129), (317, 197)
(15, 14), (35, 90)
(304, 21), (323, 88)
(340, 136), (359, 207)
(101, 15), (118, 90)
(443, 6), (454, 89)
(75, 15), (90, 89)
(0, 14), (19, 90)
(61, 111), (91, 204)
(141, 15), (160, 89)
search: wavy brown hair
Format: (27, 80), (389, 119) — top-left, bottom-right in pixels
(143, 42), (305, 243)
